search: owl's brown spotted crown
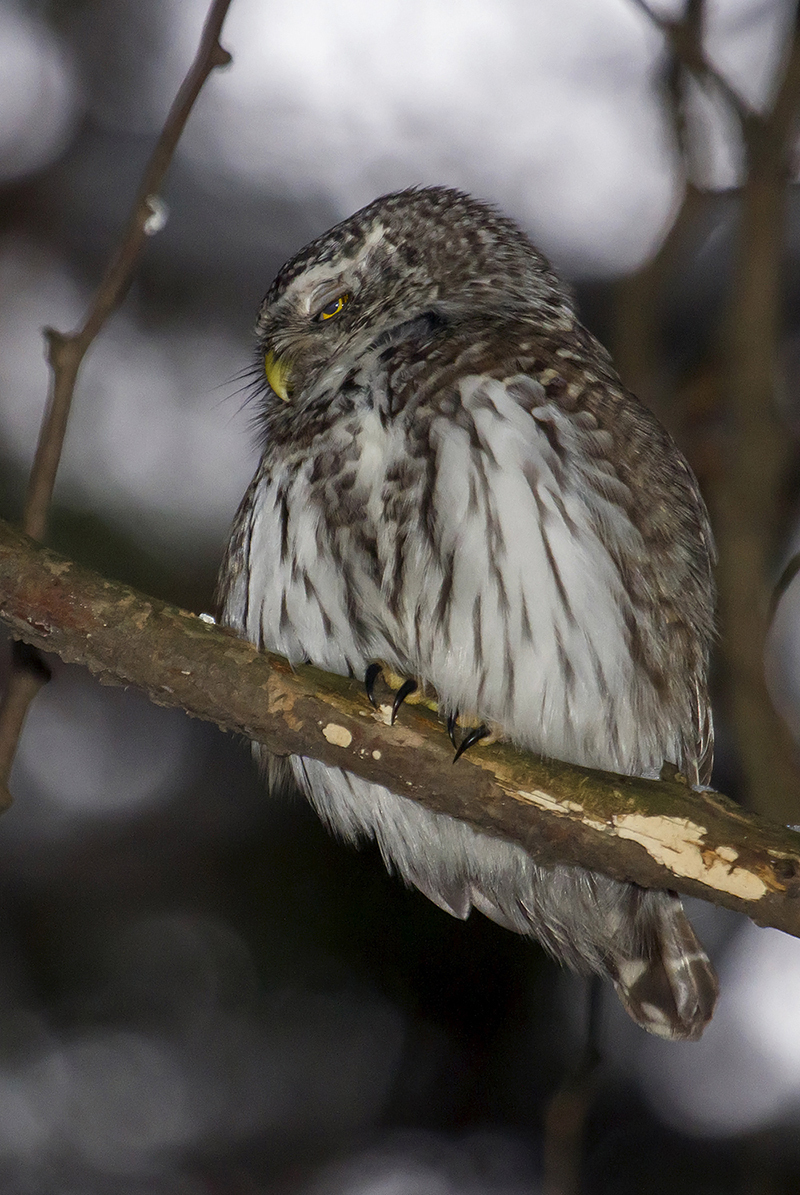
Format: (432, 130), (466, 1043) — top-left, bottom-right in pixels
(260, 186), (573, 327)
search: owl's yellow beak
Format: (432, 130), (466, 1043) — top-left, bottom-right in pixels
(264, 350), (292, 402)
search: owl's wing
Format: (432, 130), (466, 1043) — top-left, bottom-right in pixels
(693, 676), (715, 788)
(409, 371), (713, 781)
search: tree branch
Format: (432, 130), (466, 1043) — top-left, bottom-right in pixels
(24, 0), (233, 543)
(1, 518), (799, 936)
(624, 0), (800, 822)
(709, 5), (800, 821)
(0, 0), (234, 806)
(613, 1), (710, 417)
(629, 0), (754, 126)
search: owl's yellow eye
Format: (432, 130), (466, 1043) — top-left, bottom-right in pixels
(317, 294), (349, 321)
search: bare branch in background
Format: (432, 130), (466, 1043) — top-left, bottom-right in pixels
(0, 0), (235, 806)
(2, 518), (800, 937)
(621, 0), (800, 821)
(628, 0), (754, 125)
(542, 982), (601, 1195)
(706, 8), (800, 822)
(772, 552), (800, 620)
(613, 0), (711, 418)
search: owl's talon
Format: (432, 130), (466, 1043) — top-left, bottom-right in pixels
(447, 710), (459, 750)
(452, 723), (490, 763)
(391, 678), (418, 724)
(364, 662), (382, 708)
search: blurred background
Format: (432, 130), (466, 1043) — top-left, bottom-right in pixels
(1, 0), (800, 1190)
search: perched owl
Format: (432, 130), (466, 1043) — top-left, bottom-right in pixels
(218, 186), (718, 1040)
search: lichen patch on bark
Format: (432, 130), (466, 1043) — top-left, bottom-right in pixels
(322, 723), (353, 748)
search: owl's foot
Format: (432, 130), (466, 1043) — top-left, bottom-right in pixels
(364, 667), (494, 755)
(453, 723), (490, 762)
(446, 709), (493, 762)
(364, 663), (382, 708)
(363, 664), (433, 724)
(391, 678), (418, 724)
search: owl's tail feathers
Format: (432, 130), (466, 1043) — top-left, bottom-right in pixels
(467, 870), (717, 1040)
(282, 756), (718, 1039)
(610, 893), (718, 1041)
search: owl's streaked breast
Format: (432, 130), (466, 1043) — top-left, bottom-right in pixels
(228, 403), (415, 678)
(224, 368), (685, 778)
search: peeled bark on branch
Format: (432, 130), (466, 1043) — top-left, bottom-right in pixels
(1, 517), (799, 935)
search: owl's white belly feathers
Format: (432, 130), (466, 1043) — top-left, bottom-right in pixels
(233, 375), (681, 778)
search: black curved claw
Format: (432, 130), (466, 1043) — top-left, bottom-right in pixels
(391, 678), (418, 725)
(364, 662), (382, 708)
(452, 723), (490, 763)
(447, 710), (460, 750)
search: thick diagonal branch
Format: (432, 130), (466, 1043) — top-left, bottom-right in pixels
(1, 519), (799, 936)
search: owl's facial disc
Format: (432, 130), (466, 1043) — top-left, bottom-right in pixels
(260, 219), (440, 404)
(261, 278), (364, 403)
(263, 289), (351, 402)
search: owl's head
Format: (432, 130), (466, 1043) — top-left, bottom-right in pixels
(255, 186), (573, 406)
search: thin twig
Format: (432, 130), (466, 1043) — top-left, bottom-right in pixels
(612, 0), (712, 415)
(542, 979), (602, 1195)
(0, 644), (51, 813)
(24, 0), (233, 541)
(0, 0), (234, 807)
(628, 0), (754, 127)
(2, 519), (800, 936)
(771, 552), (800, 621)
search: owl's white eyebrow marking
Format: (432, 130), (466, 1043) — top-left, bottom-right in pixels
(284, 223), (387, 315)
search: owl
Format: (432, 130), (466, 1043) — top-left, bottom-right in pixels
(218, 187), (718, 1040)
